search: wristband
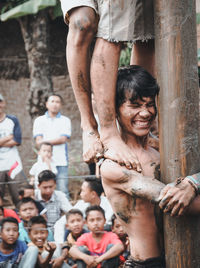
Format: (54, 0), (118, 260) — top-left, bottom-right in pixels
(186, 176), (200, 194)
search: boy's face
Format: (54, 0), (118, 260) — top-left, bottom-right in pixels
(118, 97), (156, 138)
(67, 213), (84, 236)
(1, 222), (19, 245)
(80, 181), (93, 203)
(39, 144), (52, 160)
(38, 180), (56, 201)
(112, 218), (126, 240)
(86, 210), (105, 235)
(19, 202), (38, 222)
(24, 189), (35, 199)
(46, 96), (62, 115)
(29, 223), (48, 248)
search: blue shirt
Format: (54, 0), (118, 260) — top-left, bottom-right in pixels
(0, 240), (27, 264)
(18, 221), (54, 243)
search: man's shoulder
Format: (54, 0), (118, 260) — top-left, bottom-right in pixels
(100, 159), (125, 181)
(5, 115), (20, 125)
(59, 115), (71, 123)
(34, 114), (46, 122)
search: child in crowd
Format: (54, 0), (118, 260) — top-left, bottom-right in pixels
(0, 191), (21, 223)
(0, 217), (27, 267)
(18, 185), (46, 215)
(35, 170), (72, 232)
(18, 197), (53, 244)
(54, 177), (113, 243)
(29, 142), (57, 188)
(28, 216), (68, 267)
(62, 209), (88, 266)
(111, 214), (130, 266)
(69, 205), (124, 268)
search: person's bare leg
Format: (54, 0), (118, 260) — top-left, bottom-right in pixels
(131, 39), (155, 77)
(91, 38), (141, 170)
(67, 7), (103, 163)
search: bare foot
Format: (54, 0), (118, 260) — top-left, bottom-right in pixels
(102, 135), (142, 171)
(82, 130), (104, 163)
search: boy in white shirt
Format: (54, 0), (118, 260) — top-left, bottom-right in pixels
(29, 142), (57, 188)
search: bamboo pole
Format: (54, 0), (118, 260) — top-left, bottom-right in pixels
(154, 0), (200, 267)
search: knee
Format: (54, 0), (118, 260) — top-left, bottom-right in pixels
(68, 11), (97, 46)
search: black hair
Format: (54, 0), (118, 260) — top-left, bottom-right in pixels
(111, 214), (117, 227)
(0, 217), (18, 230)
(17, 197), (38, 211)
(66, 209), (83, 220)
(19, 184), (34, 197)
(84, 177), (104, 197)
(39, 142), (53, 150)
(0, 206), (4, 214)
(38, 170), (56, 184)
(28, 215), (47, 230)
(47, 94), (63, 103)
(116, 65), (159, 110)
(85, 205), (105, 220)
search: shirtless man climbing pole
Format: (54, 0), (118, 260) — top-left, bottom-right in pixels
(100, 65), (200, 267)
(60, 0), (155, 169)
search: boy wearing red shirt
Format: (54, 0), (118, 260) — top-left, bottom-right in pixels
(70, 205), (124, 268)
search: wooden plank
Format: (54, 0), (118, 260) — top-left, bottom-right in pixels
(154, 1), (200, 267)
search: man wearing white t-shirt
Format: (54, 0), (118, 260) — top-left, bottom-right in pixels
(33, 94), (71, 196)
(0, 94), (26, 204)
(54, 177), (113, 243)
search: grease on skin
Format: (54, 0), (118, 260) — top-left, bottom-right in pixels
(92, 54), (106, 69)
(77, 71), (89, 93)
(116, 211), (130, 224)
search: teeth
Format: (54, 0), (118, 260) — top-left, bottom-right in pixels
(134, 121), (149, 126)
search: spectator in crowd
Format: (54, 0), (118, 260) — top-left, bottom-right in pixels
(33, 94), (71, 196)
(29, 142), (57, 188)
(18, 197), (54, 244)
(0, 191), (21, 222)
(19, 184), (35, 199)
(62, 209), (88, 266)
(35, 170), (72, 232)
(0, 94), (27, 205)
(69, 205), (124, 267)
(18, 185), (47, 215)
(111, 214), (130, 265)
(0, 217), (27, 267)
(27, 216), (69, 268)
(54, 177), (113, 243)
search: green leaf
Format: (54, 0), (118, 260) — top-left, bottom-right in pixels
(52, 2), (62, 19)
(198, 48), (200, 62)
(0, 0), (57, 21)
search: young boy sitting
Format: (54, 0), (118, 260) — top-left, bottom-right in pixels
(29, 142), (57, 188)
(70, 205), (124, 268)
(62, 209), (88, 266)
(18, 197), (53, 244)
(111, 214), (130, 266)
(28, 216), (68, 268)
(0, 217), (27, 267)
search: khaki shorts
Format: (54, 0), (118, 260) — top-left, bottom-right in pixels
(61, 0), (154, 42)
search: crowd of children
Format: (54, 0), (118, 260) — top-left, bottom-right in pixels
(0, 169), (130, 267)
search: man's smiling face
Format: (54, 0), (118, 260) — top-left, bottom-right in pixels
(118, 96), (156, 137)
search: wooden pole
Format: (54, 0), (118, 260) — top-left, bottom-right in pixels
(154, 1), (200, 267)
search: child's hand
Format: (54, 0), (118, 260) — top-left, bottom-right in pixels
(50, 256), (64, 268)
(45, 242), (56, 254)
(84, 255), (98, 267)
